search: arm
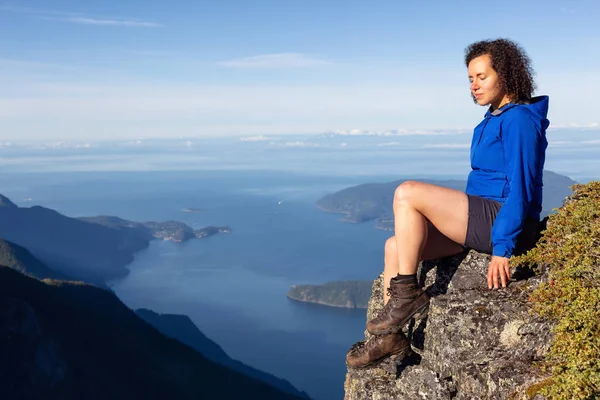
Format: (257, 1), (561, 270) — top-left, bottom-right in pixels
(491, 111), (541, 258)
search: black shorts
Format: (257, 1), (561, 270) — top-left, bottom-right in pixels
(464, 194), (539, 256)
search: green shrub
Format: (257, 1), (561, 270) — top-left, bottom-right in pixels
(513, 181), (600, 399)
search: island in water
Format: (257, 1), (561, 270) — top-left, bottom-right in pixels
(287, 280), (373, 309)
(79, 216), (231, 243)
(196, 226), (232, 238)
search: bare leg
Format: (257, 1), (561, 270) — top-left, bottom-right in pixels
(394, 192), (429, 275)
(394, 181), (468, 275)
(383, 223), (464, 304)
(382, 181), (469, 304)
(383, 237), (399, 305)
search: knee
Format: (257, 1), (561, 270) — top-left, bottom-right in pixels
(393, 181), (419, 211)
(384, 236), (397, 257)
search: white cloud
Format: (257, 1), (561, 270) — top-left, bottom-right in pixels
(41, 141), (92, 149)
(422, 143), (470, 149)
(325, 128), (469, 137)
(0, 82), (464, 122)
(377, 142), (404, 147)
(377, 142), (469, 149)
(217, 53), (331, 69)
(270, 141), (320, 148)
(240, 135), (272, 142)
(548, 140), (573, 147)
(548, 138), (600, 148)
(60, 17), (162, 27)
(549, 122), (599, 130)
(3, 61), (599, 141)
(0, 79), (476, 140)
(1, 5), (162, 27)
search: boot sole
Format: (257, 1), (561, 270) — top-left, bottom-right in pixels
(346, 345), (412, 370)
(367, 302), (430, 336)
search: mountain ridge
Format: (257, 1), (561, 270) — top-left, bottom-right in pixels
(0, 194), (230, 285)
(0, 239), (69, 281)
(0, 265), (306, 400)
(136, 309), (309, 399)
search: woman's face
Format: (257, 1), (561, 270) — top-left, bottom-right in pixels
(468, 54), (509, 109)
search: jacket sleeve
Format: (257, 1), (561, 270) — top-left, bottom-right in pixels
(491, 112), (541, 258)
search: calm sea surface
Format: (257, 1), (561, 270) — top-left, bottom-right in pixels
(2, 170), (392, 400)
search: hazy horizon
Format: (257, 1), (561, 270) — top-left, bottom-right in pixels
(1, 127), (599, 183)
(1, 0), (599, 141)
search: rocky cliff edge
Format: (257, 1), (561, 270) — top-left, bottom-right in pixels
(344, 250), (553, 400)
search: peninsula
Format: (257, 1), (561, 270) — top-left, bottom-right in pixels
(0, 193), (231, 285)
(287, 280), (372, 309)
(79, 216), (231, 243)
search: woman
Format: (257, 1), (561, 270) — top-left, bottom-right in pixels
(346, 38), (549, 369)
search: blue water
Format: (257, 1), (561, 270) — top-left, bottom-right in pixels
(1, 170), (391, 400)
(2, 132), (597, 399)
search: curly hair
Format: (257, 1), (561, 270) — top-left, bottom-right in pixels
(464, 38), (536, 103)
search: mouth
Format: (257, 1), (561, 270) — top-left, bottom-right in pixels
(474, 93), (484, 99)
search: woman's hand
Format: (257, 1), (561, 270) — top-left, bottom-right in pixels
(488, 256), (510, 289)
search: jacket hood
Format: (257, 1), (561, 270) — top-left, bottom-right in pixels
(488, 95), (549, 126)
(521, 95), (549, 120)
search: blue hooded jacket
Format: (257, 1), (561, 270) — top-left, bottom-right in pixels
(465, 95), (549, 258)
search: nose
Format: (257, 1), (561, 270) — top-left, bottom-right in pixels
(470, 81), (479, 92)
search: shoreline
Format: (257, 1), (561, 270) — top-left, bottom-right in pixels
(313, 204), (360, 224)
(105, 225), (231, 286)
(286, 294), (368, 310)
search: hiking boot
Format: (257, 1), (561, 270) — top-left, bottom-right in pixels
(345, 331), (411, 369)
(366, 276), (430, 336)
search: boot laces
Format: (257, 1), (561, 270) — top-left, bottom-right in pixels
(386, 281), (419, 302)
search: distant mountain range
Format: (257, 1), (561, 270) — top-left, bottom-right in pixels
(0, 194), (229, 285)
(316, 170), (576, 230)
(0, 240), (307, 400)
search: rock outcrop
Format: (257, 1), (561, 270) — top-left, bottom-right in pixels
(344, 250), (553, 400)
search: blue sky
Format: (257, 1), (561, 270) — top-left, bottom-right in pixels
(1, 0), (599, 140)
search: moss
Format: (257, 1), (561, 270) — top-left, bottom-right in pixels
(525, 378), (554, 399)
(513, 181), (600, 399)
